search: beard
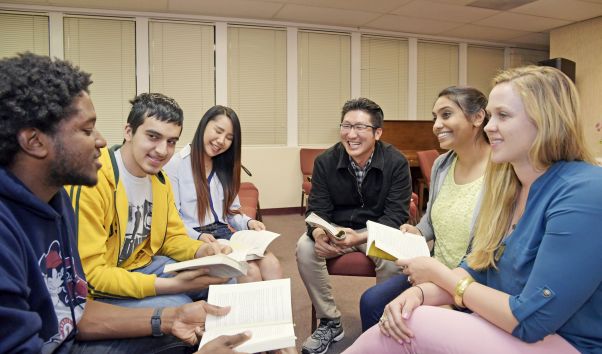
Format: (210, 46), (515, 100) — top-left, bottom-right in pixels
(48, 137), (98, 187)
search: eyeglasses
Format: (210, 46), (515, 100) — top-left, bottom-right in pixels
(339, 123), (376, 133)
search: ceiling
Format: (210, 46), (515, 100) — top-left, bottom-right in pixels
(3, 0), (602, 48)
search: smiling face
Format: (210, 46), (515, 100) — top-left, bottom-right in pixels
(340, 109), (382, 167)
(203, 114), (234, 159)
(485, 82), (538, 168)
(121, 116), (181, 177)
(48, 91), (106, 186)
(432, 96), (480, 151)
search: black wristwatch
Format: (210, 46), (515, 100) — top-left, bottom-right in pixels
(151, 307), (164, 337)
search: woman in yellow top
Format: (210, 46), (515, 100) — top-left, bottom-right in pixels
(359, 86), (490, 330)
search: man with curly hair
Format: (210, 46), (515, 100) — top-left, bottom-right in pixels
(0, 53), (232, 354)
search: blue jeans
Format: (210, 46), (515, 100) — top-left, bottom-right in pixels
(194, 222), (233, 240)
(97, 256), (209, 308)
(72, 334), (194, 354)
(360, 274), (411, 331)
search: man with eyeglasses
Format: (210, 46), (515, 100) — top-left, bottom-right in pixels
(297, 97), (412, 354)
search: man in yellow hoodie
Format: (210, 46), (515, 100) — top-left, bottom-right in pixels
(70, 93), (229, 309)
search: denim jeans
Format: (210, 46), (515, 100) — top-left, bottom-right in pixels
(194, 222), (233, 240)
(96, 256), (209, 308)
(359, 274), (411, 331)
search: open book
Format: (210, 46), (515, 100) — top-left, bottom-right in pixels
(366, 220), (430, 261)
(163, 253), (249, 278)
(305, 212), (346, 240)
(217, 230), (280, 261)
(198, 278), (296, 353)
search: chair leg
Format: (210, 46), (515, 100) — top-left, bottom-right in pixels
(418, 181), (425, 216)
(301, 191), (305, 215)
(255, 200), (262, 222)
(311, 304), (317, 333)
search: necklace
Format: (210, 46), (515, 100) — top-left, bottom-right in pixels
(494, 194), (524, 262)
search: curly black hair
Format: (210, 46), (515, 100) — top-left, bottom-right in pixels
(0, 52), (92, 166)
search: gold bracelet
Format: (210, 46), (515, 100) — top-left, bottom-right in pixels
(454, 275), (475, 308)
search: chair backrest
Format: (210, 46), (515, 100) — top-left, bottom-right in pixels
(300, 148), (326, 178)
(416, 150), (440, 185)
(238, 182), (259, 220)
(409, 192), (419, 225)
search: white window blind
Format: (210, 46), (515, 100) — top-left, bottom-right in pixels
(361, 35), (409, 120)
(508, 48), (548, 68)
(228, 25), (287, 145)
(298, 31), (350, 145)
(0, 13), (48, 58)
(64, 17), (136, 146)
(149, 21), (215, 149)
(467, 45), (505, 96)
(417, 41), (459, 120)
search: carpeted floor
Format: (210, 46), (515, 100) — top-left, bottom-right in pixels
(261, 213), (377, 354)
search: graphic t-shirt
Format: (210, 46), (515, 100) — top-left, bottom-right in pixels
(115, 150), (153, 265)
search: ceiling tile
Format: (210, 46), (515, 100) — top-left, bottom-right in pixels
(168, 0), (283, 19)
(263, 0), (413, 13)
(364, 14), (463, 34)
(475, 11), (570, 31)
(445, 24), (529, 41)
(510, 0), (602, 21)
(48, 0), (168, 12)
(509, 31), (550, 46)
(392, 0), (499, 22)
(273, 4), (381, 27)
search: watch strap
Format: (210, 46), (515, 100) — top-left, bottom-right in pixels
(151, 307), (164, 337)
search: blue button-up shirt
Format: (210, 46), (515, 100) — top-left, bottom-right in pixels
(461, 161), (602, 352)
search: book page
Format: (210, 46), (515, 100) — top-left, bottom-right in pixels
(230, 230), (280, 258)
(163, 254), (248, 278)
(366, 221), (430, 260)
(199, 323), (296, 354)
(305, 213), (345, 239)
(205, 278), (293, 331)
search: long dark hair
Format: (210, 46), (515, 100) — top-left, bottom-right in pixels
(190, 105), (242, 222)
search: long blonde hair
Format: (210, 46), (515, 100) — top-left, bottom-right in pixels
(468, 65), (595, 270)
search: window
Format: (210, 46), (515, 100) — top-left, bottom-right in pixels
(417, 41), (459, 120)
(298, 31), (350, 145)
(64, 17), (136, 146)
(361, 36), (409, 120)
(228, 25), (286, 145)
(0, 13), (48, 58)
(467, 45), (505, 96)
(150, 21), (215, 148)
(508, 48), (548, 68)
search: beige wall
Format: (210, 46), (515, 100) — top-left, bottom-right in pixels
(550, 16), (602, 157)
(241, 146), (326, 210)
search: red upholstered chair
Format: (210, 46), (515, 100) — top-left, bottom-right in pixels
(300, 148), (326, 215)
(238, 182), (261, 221)
(416, 150), (440, 214)
(409, 192), (419, 225)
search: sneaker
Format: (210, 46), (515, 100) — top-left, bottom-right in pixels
(301, 318), (344, 354)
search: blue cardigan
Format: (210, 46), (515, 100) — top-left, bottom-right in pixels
(462, 161), (602, 353)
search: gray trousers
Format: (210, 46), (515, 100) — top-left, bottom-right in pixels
(296, 232), (401, 320)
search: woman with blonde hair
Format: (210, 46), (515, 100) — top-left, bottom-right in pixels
(343, 66), (602, 353)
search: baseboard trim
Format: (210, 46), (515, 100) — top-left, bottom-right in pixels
(260, 207), (304, 215)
